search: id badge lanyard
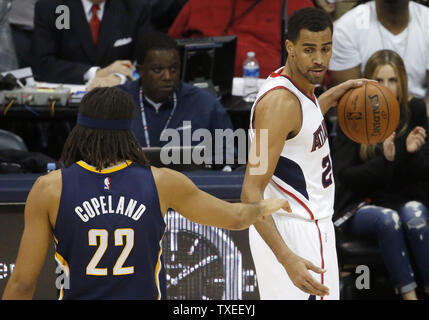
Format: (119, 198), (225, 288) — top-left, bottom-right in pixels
(138, 87), (178, 147)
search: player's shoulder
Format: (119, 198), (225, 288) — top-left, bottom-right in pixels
(256, 86), (300, 115)
(150, 166), (191, 185)
(36, 170), (61, 190)
(151, 166), (189, 188)
(30, 170), (62, 204)
(150, 166), (196, 210)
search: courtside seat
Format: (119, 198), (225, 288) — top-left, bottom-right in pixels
(336, 229), (383, 267)
(0, 129), (28, 151)
(335, 228), (397, 299)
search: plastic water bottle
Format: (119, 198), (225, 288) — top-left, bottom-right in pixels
(242, 52), (259, 103)
(46, 162), (56, 172)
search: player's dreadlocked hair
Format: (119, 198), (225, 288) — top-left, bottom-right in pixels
(60, 87), (149, 170)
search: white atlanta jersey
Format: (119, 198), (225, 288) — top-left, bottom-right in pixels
(248, 67), (339, 300)
(249, 67), (335, 221)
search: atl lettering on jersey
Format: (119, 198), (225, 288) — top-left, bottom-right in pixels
(311, 119), (329, 152)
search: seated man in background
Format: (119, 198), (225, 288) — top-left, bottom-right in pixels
(32, 0), (152, 85)
(8, 0), (37, 69)
(116, 32), (236, 167)
(0, 0), (18, 72)
(329, 0), (429, 116)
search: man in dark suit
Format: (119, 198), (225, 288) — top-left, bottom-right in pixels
(32, 0), (152, 85)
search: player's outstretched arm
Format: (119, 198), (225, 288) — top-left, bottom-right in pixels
(151, 167), (290, 230)
(241, 89), (329, 296)
(2, 172), (60, 300)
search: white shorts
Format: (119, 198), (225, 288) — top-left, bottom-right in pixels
(249, 214), (339, 300)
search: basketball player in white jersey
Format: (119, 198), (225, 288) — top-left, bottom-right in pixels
(241, 8), (369, 300)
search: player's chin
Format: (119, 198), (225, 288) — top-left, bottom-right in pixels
(307, 72), (325, 85)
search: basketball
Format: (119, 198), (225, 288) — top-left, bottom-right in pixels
(337, 81), (400, 145)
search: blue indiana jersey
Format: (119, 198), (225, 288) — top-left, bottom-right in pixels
(53, 161), (166, 300)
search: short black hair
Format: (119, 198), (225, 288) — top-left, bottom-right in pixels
(286, 7), (333, 43)
(60, 87), (149, 170)
(135, 31), (179, 65)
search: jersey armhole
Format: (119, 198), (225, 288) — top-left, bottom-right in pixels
(52, 168), (65, 236)
(250, 87), (303, 140)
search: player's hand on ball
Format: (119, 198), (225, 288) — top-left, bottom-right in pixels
(319, 78), (374, 112)
(383, 131), (396, 162)
(281, 253), (330, 296)
(406, 126), (426, 153)
(332, 78), (378, 104)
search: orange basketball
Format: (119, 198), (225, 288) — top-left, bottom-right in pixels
(337, 81), (400, 145)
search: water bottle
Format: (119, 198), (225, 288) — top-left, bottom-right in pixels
(242, 52), (259, 103)
(46, 162), (56, 172)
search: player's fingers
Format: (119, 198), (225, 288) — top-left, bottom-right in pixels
(305, 260), (326, 274)
(302, 269), (330, 294)
(282, 200), (292, 213)
(305, 278), (330, 296)
(299, 283), (315, 295)
(260, 199), (290, 215)
(348, 78), (377, 88)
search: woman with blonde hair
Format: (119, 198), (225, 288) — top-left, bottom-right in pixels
(333, 49), (429, 300)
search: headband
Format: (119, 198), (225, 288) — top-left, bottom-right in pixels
(77, 114), (132, 130)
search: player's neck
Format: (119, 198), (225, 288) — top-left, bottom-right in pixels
(282, 61), (315, 97)
(376, 2), (409, 35)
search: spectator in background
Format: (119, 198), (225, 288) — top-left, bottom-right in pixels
(333, 50), (429, 300)
(8, 0), (37, 68)
(0, 0), (18, 72)
(329, 0), (429, 117)
(32, 0), (152, 85)
(313, 0), (336, 18)
(115, 32), (235, 167)
(168, 0), (314, 79)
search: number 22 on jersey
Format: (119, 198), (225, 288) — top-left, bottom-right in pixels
(322, 155), (333, 188)
(86, 228), (135, 276)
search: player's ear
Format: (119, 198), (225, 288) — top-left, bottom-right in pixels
(285, 40), (295, 58)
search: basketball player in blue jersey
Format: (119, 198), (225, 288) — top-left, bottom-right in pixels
(2, 87), (290, 300)
(241, 8), (370, 300)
